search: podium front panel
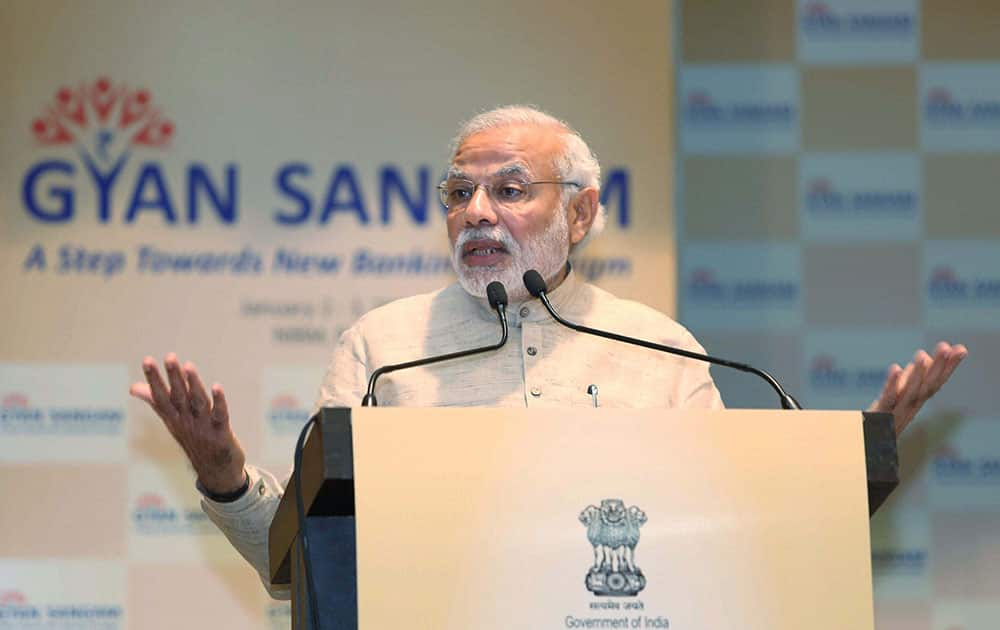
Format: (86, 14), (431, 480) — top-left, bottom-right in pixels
(350, 408), (873, 630)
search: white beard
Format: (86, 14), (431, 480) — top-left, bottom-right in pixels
(451, 208), (570, 304)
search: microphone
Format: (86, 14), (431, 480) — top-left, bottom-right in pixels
(522, 270), (802, 410)
(361, 281), (509, 406)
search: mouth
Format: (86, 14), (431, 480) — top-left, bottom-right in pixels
(461, 239), (509, 266)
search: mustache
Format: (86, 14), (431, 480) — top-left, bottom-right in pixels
(453, 226), (518, 253)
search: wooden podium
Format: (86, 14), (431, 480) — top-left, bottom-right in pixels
(269, 408), (898, 630)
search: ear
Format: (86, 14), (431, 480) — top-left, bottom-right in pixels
(567, 187), (599, 246)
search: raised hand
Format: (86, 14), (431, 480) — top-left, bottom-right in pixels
(868, 341), (968, 436)
(129, 353), (247, 495)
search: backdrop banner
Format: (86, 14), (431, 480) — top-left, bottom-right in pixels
(0, 1), (676, 628)
(676, 1), (1000, 629)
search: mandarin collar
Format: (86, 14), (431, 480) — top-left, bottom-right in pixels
(471, 266), (583, 327)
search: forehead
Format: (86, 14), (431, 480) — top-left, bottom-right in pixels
(451, 124), (564, 177)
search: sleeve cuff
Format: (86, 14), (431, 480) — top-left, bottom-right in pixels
(196, 469), (250, 503)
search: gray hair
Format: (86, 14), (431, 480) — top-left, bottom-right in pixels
(450, 105), (606, 249)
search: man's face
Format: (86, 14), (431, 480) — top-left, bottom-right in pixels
(446, 124), (572, 301)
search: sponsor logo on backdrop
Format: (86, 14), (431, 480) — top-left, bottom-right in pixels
(808, 354), (886, 392)
(924, 87), (1000, 127)
(804, 177), (916, 216)
(680, 67), (799, 154)
(682, 90), (795, 128)
(0, 589), (122, 627)
(131, 492), (212, 536)
(686, 268), (799, 307)
(798, 154), (921, 240)
(927, 266), (1000, 305)
(268, 394), (311, 435)
(800, 2), (913, 37)
(933, 444), (1000, 486)
(921, 65), (1000, 150)
(0, 392), (123, 435)
(796, 0), (917, 63)
(871, 548), (927, 574)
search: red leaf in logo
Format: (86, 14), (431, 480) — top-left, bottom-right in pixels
(136, 493), (166, 509)
(805, 2), (831, 17)
(811, 355), (836, 372)
(271, 395), (299, 409)
(928, 88), (953, 105)
(131, 113), (174, 147)
(89, 76), (120, 124)
(0, 591), (27, 604)
(55, 85), (87, 127)
(2, 393), (30, 407)
(809, 178), (832, 194)
(931, 266), (957, 283)
(120, 88), (153, 128)
(32, 110), (74, 144)
(691, 268), (715, 284)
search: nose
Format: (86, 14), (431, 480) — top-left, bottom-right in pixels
(463, 185), (498, 227)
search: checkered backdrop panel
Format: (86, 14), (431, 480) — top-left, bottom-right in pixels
(676, 1), (1000, 628)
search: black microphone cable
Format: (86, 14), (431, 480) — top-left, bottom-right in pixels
(522, 270), (802, 410)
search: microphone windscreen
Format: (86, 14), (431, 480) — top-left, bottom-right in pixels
(522, 270), (547, 297)
(486, 281), (508, 308)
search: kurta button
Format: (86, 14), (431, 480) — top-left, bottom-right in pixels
(526, 346), (537, 356)
(519, 307), (530, 318)
(530, 388), (541, 397)
(258, 483), (266, 496)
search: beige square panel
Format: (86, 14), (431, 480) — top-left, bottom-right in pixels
(128, 564), (268, 630)
(802, 67), (917, 150)
(925, 154), (1000, 238)
(683, 156), (798, 239)
(923, 1), (1000, 60)
(0, 464), (127, 557)
(873, 599), (932, 630)
(802, 243), (921, 327)
(680, 0), (795, 62)
(931, 511), (1000, 598)
(692, 330), (802, 409)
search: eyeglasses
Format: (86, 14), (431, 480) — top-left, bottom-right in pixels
(437, 178), (582, 210)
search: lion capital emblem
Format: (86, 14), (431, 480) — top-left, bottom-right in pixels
(579, 498), (647, 596)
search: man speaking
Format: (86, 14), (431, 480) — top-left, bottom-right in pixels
(129, 106), (966, 595)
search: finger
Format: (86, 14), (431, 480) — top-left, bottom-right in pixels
(921, 344), (951, 397)
(142, 356), (175, 415)
(895, 360), (915, 397)
(938, 343), (968, 385)
(870, 363), (902, 412)
(210, 384), (230, 430)
(898, 351), (931, 414)
(164, 353), (190, 411)
(184, 362), (212, 417)
(129, 382), (154, 406)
